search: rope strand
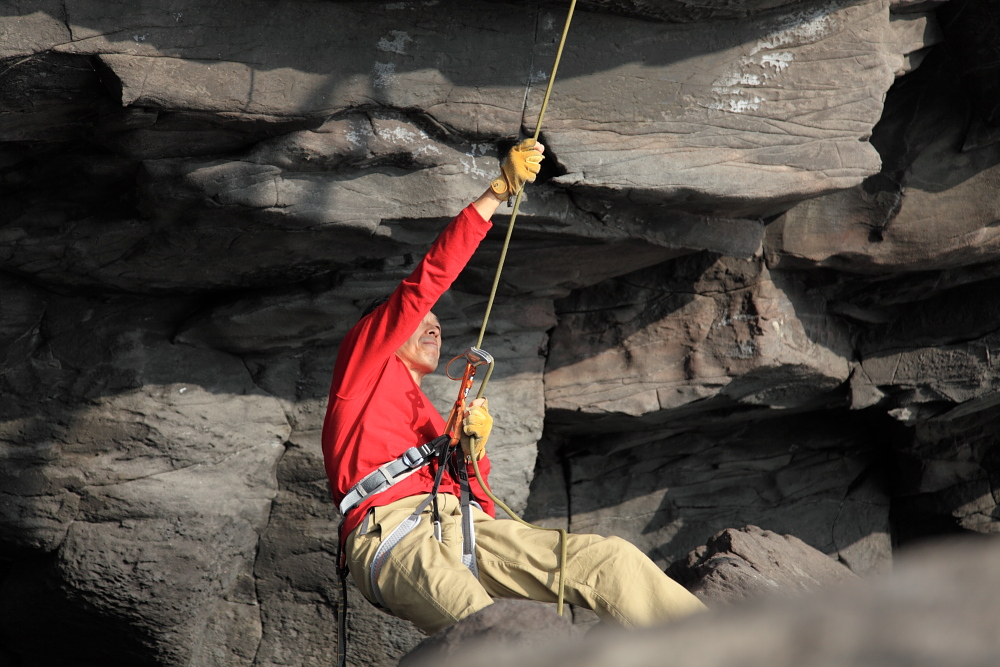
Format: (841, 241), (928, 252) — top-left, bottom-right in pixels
(468, 0), (578, 616)
(476, 0), (578, 350)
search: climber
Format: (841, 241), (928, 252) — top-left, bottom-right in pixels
(321, 139), (707, 636)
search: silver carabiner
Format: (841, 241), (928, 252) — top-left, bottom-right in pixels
(445, 347), (494, 379)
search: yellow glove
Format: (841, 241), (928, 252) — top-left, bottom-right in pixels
(461, 398), (492, 461)
(490, 139), (544, 201)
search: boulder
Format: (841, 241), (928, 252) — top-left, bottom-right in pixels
(424, 536), (1000, 667)
(667, 525), (860, 606)
(398, 599), (576, 667)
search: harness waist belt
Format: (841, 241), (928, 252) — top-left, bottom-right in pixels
(339, 438), (445, 516)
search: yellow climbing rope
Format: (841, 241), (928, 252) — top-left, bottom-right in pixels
(475, 0), (577, 352)
(466, 0), (578, 617)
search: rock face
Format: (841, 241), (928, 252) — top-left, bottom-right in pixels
(544, 410), (894, 576)
(0, 286), (290, 666)
(544, 254), (853, 429)
(541, 0), (906, 215)
(666, 525), (861, 606)
(2, 0), (999, 665)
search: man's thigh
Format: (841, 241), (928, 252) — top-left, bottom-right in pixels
(471, 510), (708, 626)
(470, 510), (586, 601)
(347, 495), (494, 634)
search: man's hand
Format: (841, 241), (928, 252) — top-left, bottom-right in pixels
(461, 397), (492, 461)
(490, 139), (545, 201)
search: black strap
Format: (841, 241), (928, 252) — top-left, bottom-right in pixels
(337, 571), (348, 667)
(336, 518), (349, 667)
(428, 436), (453, 527)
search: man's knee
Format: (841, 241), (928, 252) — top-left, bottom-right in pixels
(600, 535), (648, 565)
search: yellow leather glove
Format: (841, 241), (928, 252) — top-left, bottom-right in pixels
(490, 139), (544, 200)
(461, 398), (492, 461)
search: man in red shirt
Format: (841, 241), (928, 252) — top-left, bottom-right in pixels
(323, 141), (706, 635)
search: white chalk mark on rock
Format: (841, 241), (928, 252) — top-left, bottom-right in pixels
(373, 62), (396, 88)
(378, 30), (412, 55)
(705, 2), (837, 113)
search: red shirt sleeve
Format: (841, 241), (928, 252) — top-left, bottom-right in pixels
(331, 204), (493, 398)
(323, 203), (498, 536)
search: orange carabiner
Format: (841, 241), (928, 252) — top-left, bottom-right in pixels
(443, 347), (494, 445)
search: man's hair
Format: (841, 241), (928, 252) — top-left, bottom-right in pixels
(360, 296), (390, 319)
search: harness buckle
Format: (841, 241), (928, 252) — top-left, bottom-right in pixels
(401, 446), (425, 468)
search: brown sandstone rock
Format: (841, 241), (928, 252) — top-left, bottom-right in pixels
(890, 404), (1000, 542)
(4, 0), (918, 215)
(545, 254), (852, 431)
(765, 44), (1000, 275)
(667, 525), (860, 606)
(537, 0), (922, 215)
(0, 283), (290, 665)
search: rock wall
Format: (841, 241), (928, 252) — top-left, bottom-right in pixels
(1, 0), (998, 665)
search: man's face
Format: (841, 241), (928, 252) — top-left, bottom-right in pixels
(396, 311), (442, 378)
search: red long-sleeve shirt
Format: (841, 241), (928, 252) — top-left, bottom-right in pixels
(322, 204), (496, 540)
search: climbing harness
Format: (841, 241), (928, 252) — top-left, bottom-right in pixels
(336, 3), (578, 663)
(338, 438), (445, 516)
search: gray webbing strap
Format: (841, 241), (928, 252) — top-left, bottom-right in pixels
(368, 490), (482, 608)
(457, 463), (479, 578)
(369, 492), (437, 608)
(339, 440), (441, 516)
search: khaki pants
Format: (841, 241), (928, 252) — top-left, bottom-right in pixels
(346, 494), (707, 635)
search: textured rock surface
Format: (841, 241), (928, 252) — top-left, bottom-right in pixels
(0, 280), (290, 665)
(539, 410), (894, 575)
(539, 0), (919, 215)
(765, 40), (1000, 274)
(3, 0), (1000, 665)
(426, 536), (1000, 667)
(544, 254), (853, 431)
(667, 525), (860, 606)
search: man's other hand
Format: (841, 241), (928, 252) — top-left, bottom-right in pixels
(461, 397), (493, 461)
